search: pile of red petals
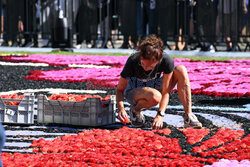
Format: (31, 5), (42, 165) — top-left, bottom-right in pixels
(181, 127), (210, 145)
(2, 127), (249, 166)
(153, 128), (172, 136)
(192, 129), (245, 153)
(199, 134), (250, 160)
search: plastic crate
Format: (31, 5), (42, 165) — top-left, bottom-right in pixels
(37, 94), (116, 126)
(0, 93), (35, 124)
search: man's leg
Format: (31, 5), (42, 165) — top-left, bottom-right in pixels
(133, 87), (162, 111)
(172, 65), (192, 117)
(172, 65), (202, 128)
(128, 87), (161, 127)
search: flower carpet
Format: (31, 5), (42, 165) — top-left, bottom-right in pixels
(2, 54), (249, 97)
(0, 54), (249, 166)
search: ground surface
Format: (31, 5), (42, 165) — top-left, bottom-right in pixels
(0, 54), (249, 166)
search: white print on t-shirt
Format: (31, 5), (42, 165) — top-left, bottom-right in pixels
(127, 77), (162, 90)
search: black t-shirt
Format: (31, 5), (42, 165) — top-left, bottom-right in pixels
(121, 52), (175, 89)
(121, 52), (175, 79)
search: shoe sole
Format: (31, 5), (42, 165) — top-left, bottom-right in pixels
(184, 123), (202, 129)
(131, 123), (144, 128)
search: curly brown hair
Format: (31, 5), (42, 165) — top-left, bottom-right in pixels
(139, 35), (165, 61)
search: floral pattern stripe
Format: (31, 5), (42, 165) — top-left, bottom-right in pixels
(2, 55), (249, 97)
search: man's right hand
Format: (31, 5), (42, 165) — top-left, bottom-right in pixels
(118, 109), (130, 125)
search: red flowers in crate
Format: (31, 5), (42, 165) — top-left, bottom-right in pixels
(47, 94), (110, 102)
(0, 94), (24, 105)
(0, 93), (111, 106)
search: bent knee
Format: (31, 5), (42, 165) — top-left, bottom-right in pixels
(135, 88), (162, 106)
(151, 91), (162, 106)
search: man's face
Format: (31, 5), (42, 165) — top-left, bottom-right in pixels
(140, 59), (159, 71)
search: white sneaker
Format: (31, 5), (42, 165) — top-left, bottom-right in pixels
(209, 45), (215, 53)
(184, 113), (202, 128)
(75, 44), (81, 49)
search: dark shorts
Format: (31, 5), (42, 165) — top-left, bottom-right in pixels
(124, 78), (163, 106)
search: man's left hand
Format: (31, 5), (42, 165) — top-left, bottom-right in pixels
(152, 115), (163, 130)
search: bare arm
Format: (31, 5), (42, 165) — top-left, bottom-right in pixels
(152, 72), (173, 129)
(159, 72), (173, 113)
(116, 77), (129, 122)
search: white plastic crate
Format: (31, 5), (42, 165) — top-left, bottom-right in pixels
(0, 93), (35, 124)
(37, 94), (116, 126)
